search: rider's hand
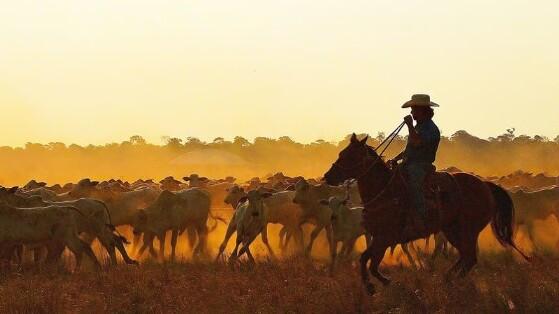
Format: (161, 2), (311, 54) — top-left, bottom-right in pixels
(387, 159), (398, 168)
(404, 115), (414, 126)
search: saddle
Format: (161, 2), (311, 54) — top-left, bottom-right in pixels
(399, 166), (457, 238)
(423, 167), (456, 211)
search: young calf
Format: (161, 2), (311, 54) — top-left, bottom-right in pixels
(229, 190), (274, 263)
(319, 195), (371, 261)
(217, 187), (304, 261)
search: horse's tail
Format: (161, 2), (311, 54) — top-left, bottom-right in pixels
(486, 181), (530, 261)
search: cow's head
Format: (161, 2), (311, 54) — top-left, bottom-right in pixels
(224, 185), (246, 209)
(292, 179), (310, 205)
(68, 178), (99, 198)
(320, 193), (350, 222)
(132, 209), (148, 235)
(237, 190), (273, 235)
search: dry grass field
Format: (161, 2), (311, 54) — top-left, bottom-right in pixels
(2, 211), (559, 313)
(1, 251), (558, 313)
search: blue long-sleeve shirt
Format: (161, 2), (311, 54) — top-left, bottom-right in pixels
(404, 119), (440, 164)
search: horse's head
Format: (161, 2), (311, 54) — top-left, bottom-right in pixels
(324, 133), (384, 185)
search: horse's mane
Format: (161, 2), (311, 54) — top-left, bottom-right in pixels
(364, 144), (390, 172)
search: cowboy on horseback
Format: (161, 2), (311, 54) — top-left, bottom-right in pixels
(388, 94), (441, 236)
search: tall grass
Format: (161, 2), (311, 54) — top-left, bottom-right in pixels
(1, 254), (558, 313)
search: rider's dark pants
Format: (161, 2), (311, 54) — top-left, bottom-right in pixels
(405, 162), (430, 219)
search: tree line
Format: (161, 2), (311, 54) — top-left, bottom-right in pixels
(1, 129), (558, 186)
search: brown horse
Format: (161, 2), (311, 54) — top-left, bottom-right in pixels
(324, 134), (527, 295)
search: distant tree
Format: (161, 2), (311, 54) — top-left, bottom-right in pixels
(129, 135), (146, 145)
(165, 137), (183, 149)
(185, 137), (204, 145)
(495, 128), (516, 142)
(278, 136), (294, 143)
(68, 144), (83, 151)
(47, 142), (66, 151)
(25, 142), (46, 152)
(554, 135), (559, 143)
(533, 135), (547, 142)
(213, 137), (225, 144)
(233, 136), (250, 147)
(513, 135), (532, 144)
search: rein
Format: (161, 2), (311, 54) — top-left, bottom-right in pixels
(332, 121), (406, 180)
(374, 121), (406, 156)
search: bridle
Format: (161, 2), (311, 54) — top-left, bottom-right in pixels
(331, 121), (406, 181)
(331, 148), (383, 181)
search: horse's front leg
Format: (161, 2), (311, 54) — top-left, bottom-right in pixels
(368, 240), (391, 286)
(360, 244), (375, 295)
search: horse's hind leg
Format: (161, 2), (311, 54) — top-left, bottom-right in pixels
(443, 227), (465, 279)
(456, 233), (479, 277)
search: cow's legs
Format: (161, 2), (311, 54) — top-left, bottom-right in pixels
(113, 235), (138, 264)
(294, 226), (305, 252)
(34, 247), (44, 263)
(65, 237), (101, 270)
(326, 225), (337, 274)
(238, 234), (259, 262)
(158, 232), (167, 261)
(342, 238), (358, 260)
(216, 220), (237, 261)
(229, 237), (243, 261)
(147, 234), (159, 259)
(401, 243), (418, 270)
(45, 242), (65, 264)
(278, 226), (288, 250)
(136, 233), (154, 259)
(130, 233), (142, 256)
(305, 225), (324, 256)
(260, 225), (276, 259)
(243, 244), (256, 264)
(170, 230), (179, 261)
(94, 232), (118, 265)
(194, 224), (209, 259)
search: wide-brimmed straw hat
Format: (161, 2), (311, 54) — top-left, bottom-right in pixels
(401, 94), (439, 108)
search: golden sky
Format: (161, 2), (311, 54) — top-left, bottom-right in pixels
(1, 0), (558, 146)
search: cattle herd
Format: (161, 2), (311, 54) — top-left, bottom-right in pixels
(0, 169), (558, 272)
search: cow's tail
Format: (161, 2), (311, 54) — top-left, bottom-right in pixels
(91, 199), (130, 244)
(208, 212), (227, 233)
(64, 206), (86, 217)
(486, 181), (530, 261)
(91, 199), (116, 231)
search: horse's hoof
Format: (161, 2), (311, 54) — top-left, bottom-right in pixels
(365, 283), (376, 296)
(381, 278), (391, 286)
